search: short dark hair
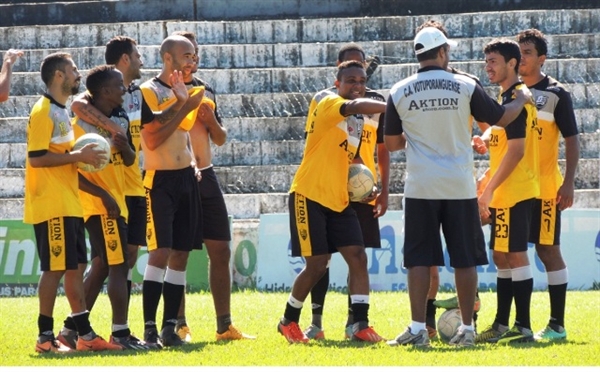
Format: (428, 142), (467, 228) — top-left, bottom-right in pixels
(416, 45), (445, 62)
(337, 43), (365, 63)
(85, 64), (116, 96)
(172, 30), (197, 43)
(416, 20), (448, 37)
(336, 60), (365, 80)
(484, 38), (521, 74)
(40, 52), (72, 86)
(105, 36), (137, 65)
(516, 28), (548, 57)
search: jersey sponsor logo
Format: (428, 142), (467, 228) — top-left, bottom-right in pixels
(408, 97), (459, 111)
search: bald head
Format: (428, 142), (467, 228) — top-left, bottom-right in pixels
(160, 35), (194, 59)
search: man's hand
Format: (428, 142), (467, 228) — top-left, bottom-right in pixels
(112, 132), (130, 152)
(75, 142), (108, 169)
(169, 70), (189, 103)
(514, 85), (534, 105)
(4, 49), (23, 65)
(556, 182), (575, 211)
(472, 135), (488, 155)
(100, 193), (121, 220)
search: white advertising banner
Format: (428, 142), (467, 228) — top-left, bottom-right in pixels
(257, 209), (600, 291)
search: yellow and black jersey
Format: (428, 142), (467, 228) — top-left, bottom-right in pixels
(305, 87), (384, 206)
(122, 83), (154, 196)
(24, 94), (83, 224)
(74, 107), (134, 221)
(529, 75), (579, 198)
(291, 93), (363, 212)
(489, 83), (540, 208)
(140, 77), (199, 131)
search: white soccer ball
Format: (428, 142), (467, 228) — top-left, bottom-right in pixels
(347, 163), (375, 202)
(437, 308), (468, 343)
(72, 133), (111, 173)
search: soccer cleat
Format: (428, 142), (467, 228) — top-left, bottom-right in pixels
(110, 334), (150, 350)
(35, 337), (72, 353)
(426, 325), (437, 339)
(352, 326), (385, 343)
(475, 322), (508, 343)
(76, 335), (124, 351)
(57, 328), (78, 350)
(344, 325), (353, 339)
(449, 329), (475, 347)
(160, 325), (184, 347)
(216, 324), (256, 341)
(277, 321), (309, 344)
(387, 327), (430, 347)
(175, 324), (192, 342)
(489, 325), (534, 344)
(534, 325), (567, 341)
(433, 295), (481, 312)
(303, 324), (325, 340)
(143, 328), (163, 350)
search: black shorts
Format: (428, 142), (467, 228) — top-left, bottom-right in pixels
(86, 215), (128, 266)
(197, 166), (230, 242)
(145, 167), (201, 252)
(489, 198), (535, 253)
(528, 198), (561, 246)
(34, 217), (87, 272)
(126, 195), (147, 246)
(350, 201), (381, 248)
(403, 198), (488, 268)
(289, 192), (364, 257)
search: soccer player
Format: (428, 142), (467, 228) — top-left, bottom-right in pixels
(476, 38), (540, 344)
(139, 35), (205, 347)
(69, 65), (146, 350)
(517, 28), (580, 341)
(69, 36), (152, 313)
(0, 48), (23, 102)
(278, 60), (386, 344)
(303, 43), (390, 341)
(412, 20), (487, 338)
(384, 29), (532, 348)
(171, 30), (254, 342)
(25, 52), (118, 352)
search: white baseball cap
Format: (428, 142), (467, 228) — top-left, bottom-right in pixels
(414, 27), (458, 55)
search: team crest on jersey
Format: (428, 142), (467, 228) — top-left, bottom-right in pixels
(132, 94), (140, 110)
(107, 240), (117, 251)
(535, 95), (548, 109)
(51, 244), (62, 257)
(58, 121), (69, 137)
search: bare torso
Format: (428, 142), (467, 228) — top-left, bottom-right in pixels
(189, 119), (212, 169)
(141, 128), (194, 170)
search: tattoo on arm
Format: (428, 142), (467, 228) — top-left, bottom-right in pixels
(156, 108), (178, 125)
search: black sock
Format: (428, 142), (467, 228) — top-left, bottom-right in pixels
(495, 277), (513, 326)
(112, 328), (130, 338)
(217, 314), (232, 334)
(310, 268), (329, 328)
(72, 311), (93, 336)
(63, 316), (77, 331)
(513, 278), (533, 330)
(127, 279), (132, 312)
(142, 280), (163, 329)
(351, 303), (369, 324)
(162, 281), (185, 330)
(283, 303), (302, 324)
(426, 299), (437, 329)
(38, 314), (53, 338)
(548, 283), (567, 328)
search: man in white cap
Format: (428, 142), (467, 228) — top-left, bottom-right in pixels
(384, 27), (533, 347)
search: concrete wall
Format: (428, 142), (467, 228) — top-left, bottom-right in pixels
(1, 0), (597, 27)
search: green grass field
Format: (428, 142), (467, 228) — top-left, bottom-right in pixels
(1, 290), (598, 367)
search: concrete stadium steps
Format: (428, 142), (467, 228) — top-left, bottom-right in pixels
(9, 57), (600, 96)
(2, 131), (599, 170)
(5, 33), (600, 73)
(3, 91), (599, 134)
(2, 158), (598, 199)
(2, 8), (598, 50)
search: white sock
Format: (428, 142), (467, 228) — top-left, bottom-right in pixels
(287, 295), (303, 309)
(350, 294), (369, 304)
(410, 321), (426, 334)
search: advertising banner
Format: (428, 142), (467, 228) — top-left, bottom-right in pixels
(257, 209), (600, 291)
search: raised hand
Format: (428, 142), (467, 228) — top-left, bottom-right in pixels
(169, 70), (189, 103)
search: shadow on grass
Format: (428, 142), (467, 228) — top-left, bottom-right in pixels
(33, 341), (211, 359)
